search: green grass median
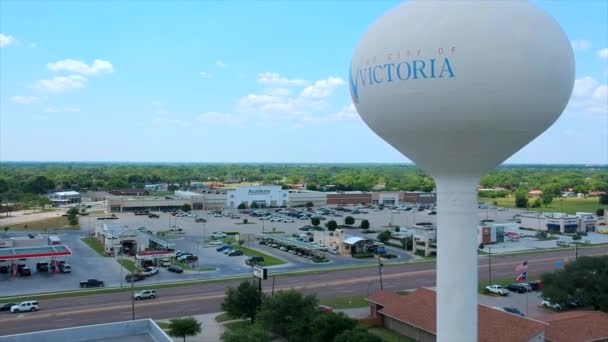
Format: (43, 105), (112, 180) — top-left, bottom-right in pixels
(117, 259), (140, 273)
(233, 245), (286, 266)
(319, 295), (368, 309)
(81, 237), (108, 257)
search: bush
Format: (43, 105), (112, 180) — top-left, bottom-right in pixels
(377, 230), (392, 243)
(360, 219), (370, 230)
(243, 218), (248, 224)
(478, 243), (485, 249)
(597, 208), (605, 217)
(536, 231), (548, 239)
(305, 202), (314, 208)
(394, 226), (400, 232)
(326, 220), (338, 231)
(572, 234), (582, 240)
(237, 203), (247, 210)
(531, 198), (541, 208)
(382, 253), (397, 259)
(344, 216), (355, 225)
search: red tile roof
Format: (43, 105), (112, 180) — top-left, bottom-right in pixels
(369, 288), (547, 342)
(542, 311), (608, 342)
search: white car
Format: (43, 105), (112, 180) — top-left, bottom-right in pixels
(143, 267), (159, 276)
(159, 258), (171, 267)
(211, 232), (227, 239)
(209, 240), (223, 246)
(541, 298), (562, 311)
(485, 285), (509, 296)
(133, 290), (156, 300)
(11, 301), (39, 313)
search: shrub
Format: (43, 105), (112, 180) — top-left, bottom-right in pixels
(344, 216), (355, 225)
(243, 218), (248, 224)
(360, 219), (370, 230)
(478, 243), (485, 249)
(572, 234), (582, 240)
(382, 253), (397, 259)
(394, 226), (400, 232)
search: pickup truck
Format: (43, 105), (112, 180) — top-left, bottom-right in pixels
(485, 285), (509, 296)
(80, 279), (104, 288)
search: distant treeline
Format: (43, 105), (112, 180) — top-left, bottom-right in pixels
(0, 163), (607, 205)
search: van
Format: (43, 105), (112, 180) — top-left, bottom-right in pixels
(11, 301), (39, 313)
(159, 258), (171, 267)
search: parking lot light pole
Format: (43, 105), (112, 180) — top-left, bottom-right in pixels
(488, 246), (492, 285)
(378, 256), (384, 290)
(131, 278), (135, 320)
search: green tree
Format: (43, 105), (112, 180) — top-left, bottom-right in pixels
(222, 280), (263, 323)
(541, 255), (608, 311)
(344, 216), (355, 225)
(334, 327), (382, 342)
(515, 189), (528, 208)
(540, 192), (554, 207)
(311, 217), (320, 227)
(360, 219), (370, 230)
(258, 289), (318, 341)
(168, 184), (179, 191)
(600, 194), (608, 205)
(168, 317), (202, 342)
(531, 198), (541, 208)
(182, 204), (192, 212)
(377, 230), (392, 243)
(221, 323), (269, 342)
(597, 208), (605, 217)
(24, 176), (55, 194)
(305, 201), (314, 208)
(237, 203), (247, 210)
(67, 207), (79, 226)
(311, 311), (357, 342)
(250, 202), (259, 209)
(326, 220), (338, 231)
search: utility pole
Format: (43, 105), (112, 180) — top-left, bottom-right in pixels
(488, 246), (492, 285)
(271, 276), (275, 296)
(575, 243), (578, 259)
(131, 277), (135, 320)
(378, 256), (384, 290)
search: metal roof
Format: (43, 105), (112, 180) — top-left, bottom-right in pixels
(343, 237), (366, 245)
(262, 234), (324, 251)
(0, 244), (72, 261)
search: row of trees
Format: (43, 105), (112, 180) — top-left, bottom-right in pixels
(221, 281), (380, 342)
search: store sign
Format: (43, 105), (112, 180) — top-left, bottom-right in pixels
(249, 189), (271, 195)
(253, 265), (267, 280)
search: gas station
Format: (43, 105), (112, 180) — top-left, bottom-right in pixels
(0, 244), (73, 278)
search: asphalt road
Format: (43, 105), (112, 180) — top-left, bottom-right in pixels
(0, 246), (605, 336)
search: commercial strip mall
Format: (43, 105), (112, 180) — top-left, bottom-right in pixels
(106, 185), (437, 212)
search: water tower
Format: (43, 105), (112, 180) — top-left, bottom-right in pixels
(350, 1), (574, 341)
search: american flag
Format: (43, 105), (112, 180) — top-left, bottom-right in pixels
(515, 260), (528, 273)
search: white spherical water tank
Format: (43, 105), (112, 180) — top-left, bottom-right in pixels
(350, 1), (574, 341)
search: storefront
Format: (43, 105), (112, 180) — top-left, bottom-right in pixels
(226, 186), (288, 209)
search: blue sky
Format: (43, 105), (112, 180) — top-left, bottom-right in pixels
(1, 0), (606, 164)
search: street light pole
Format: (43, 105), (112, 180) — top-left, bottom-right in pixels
(131, 278), (135, 320)
(378, 256), (384, 290)
(488, 246), (492, 285)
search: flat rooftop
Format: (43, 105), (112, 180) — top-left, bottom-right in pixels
(0, 245), (72, 261)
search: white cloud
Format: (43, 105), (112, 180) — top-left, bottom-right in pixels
(257, 72), (308, 86)
(44, 107), (81, 113)
(11, 95), (38, 104)
(300, 104), (359, 124)
(197, 112), (242, 125)
(0, 34), (13, 47)
(571, 39), (591, 50)
(300, 77), (345, 99)
(199, 71), (212, 78)
(569, 77), (607, 115)
(35, 75), (87, 92)
(216, 60), (227, 68)
(598, 48), (608, 59)
(47, 59), (113, 75)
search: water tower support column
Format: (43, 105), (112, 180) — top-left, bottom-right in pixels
(435, 176), (479, 342)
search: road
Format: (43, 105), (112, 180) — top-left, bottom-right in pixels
(0, 246), (605, 336)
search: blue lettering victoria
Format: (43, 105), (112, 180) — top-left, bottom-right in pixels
(350, 49), (455, 104)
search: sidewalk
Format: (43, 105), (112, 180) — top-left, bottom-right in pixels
(157, 312), (225, 342)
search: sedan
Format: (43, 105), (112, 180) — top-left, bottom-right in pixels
(216, 245), (230, 252)
(506, 283), (527, 294)
(228, 250), (243, 256)
(0, 303), (16, 312)
(209, 240), (223, 246)
(125, 273), (146, 282)
(143, 267), (159, 276)
(167, 265), (184, 273)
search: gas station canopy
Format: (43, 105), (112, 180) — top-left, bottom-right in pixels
(0, 245), (72, 261)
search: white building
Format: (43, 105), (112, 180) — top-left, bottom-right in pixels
(94, 223), (172, 256)
(226, 185), (288, 209)
(576, 212), (598, 232)
(48, 191), (81, 206)
(520, 212), (581, 234)
(287, 189), (327, 207)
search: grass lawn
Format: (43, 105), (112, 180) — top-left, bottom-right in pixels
(117, 259), (140, 273)
(261, 231), (285, 234)
(234, 222), (257, 225)
(536, 236), (559, 241)
(479, 197), (606, 215)
(156, 321), (170, 330)
(0, 216), (79, 230)
(81, 237), (108, 257)
(223, 320), (250, 331)
(215, 312), (237, 323)
(232, 245), (286, 266)
(319, 295), (368, 309)
(368, 327), (415, 342)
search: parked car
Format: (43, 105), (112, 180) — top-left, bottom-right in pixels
(542, 298), (562, 311)
(0, 303), (16, 311)
(503, 307), (525, 316)
(245, 257), (264, 266)
(18, 266), (31, 276)
(178, 255), (198, 262)
(506, 283), (528, 294)
(228, 250), (243, 256)
(60, 263), (72, 273)
(485, 285), (509, 296)
(125, 273), (145, 282)
(80, 279), (104, 288)
(211, 232), (227, 239)
(167, 265), (183, 273)
(556, 240), (569, 247)
(36, 262), (49, 272)
(133, 290), (156, 300)
(209, 240), (223, 246)
(10, 301), (39, 313)
(526, 280), (543, 291)
(143, 267), (159, 276)
(223, 248), (235, 254)
(159, 258), (172, 267)
(195, 218), (207, 223)
(216, 245), (230, 252)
